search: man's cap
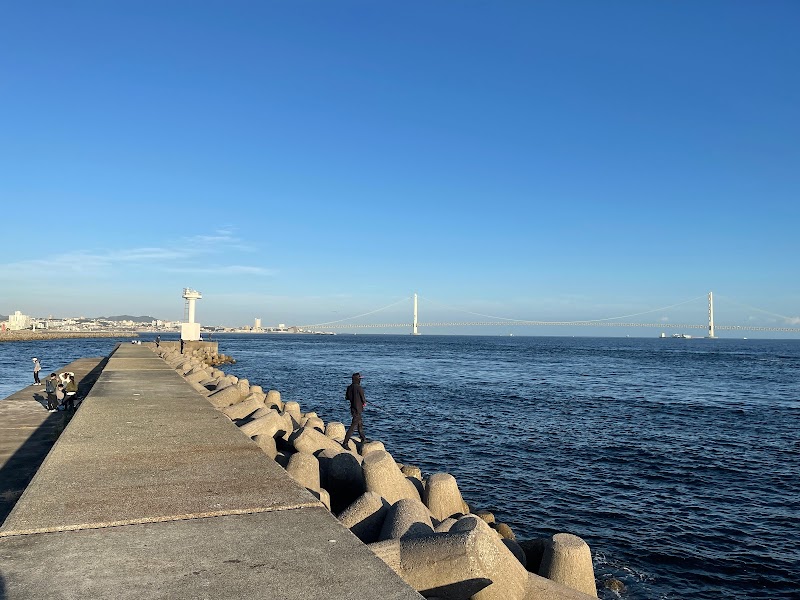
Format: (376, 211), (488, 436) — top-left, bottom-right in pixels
(32, 358), (37, 361)
(352, 372), (362, 378)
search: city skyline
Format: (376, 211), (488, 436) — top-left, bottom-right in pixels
(2, 2), (798, 333)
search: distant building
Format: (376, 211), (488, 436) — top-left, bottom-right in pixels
(8, 311), (29, 331)
(255, 318), (262, 330)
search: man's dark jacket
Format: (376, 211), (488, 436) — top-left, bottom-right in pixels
(346, 383), (366, 415)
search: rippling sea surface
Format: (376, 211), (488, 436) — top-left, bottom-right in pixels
(2, 334), (798, 599)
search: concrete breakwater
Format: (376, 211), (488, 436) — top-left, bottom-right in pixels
(159, 343), (600, 599)
(0, 330), (137, 342)
(1, 343), (424, 600)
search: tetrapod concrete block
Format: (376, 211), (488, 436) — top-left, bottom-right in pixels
(325, 421), (346, 441)
(369, 514), (528, 600)
(265, 389), (282, 410)
(238, 409), (289, 439)
(379, 498), (435, 541)
(338, 491), (390, 544)
(361, 440), (386, 456)
(401, 464), (422, 481)
(253, 434), (278, 459)
(423, 473), (466, 522)
(286, 452), (321, 493)
(283, 401), (301, 421)
(363, 451), (421, 505)
(222, 393), (265, 420)
(325, 451), (366, 515)
(538, 533), (597, 597)
(208, 385), (243, 408)
(305, 416), (325, 432)
(291, 426), (349, 457)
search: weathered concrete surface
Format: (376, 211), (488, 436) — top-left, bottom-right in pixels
(0, 356), (106, 523)
(0, 344), (422, 600)
(1, 348), (318, 535)
(0, 509), (418, 600)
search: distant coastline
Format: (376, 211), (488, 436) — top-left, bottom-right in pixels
(0, 331), (138, 343)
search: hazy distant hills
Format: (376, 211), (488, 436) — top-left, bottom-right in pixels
(97, 315), (158, 322)
(1, 314), (158, 323)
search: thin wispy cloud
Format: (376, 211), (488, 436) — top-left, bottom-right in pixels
(186, 229), (256, 253)
(114, 247), (191, 262)
(162, 265), (276, 276)
(0, 229), (270, 279)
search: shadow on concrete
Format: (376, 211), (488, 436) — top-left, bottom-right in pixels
(74, 359), (106, 406)
(31, 392), (47, 410)
(0, 357), (109, 524)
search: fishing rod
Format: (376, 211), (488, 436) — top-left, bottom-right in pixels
(365, 399), (388, 413)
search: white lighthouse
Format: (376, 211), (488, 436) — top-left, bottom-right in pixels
(181, 288), (203, 341)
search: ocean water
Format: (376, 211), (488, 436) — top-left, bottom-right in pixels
(2, 334), (798, 599)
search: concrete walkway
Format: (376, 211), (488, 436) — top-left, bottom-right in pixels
(0, 356), (106, 523)
(0, 344), (422, 599)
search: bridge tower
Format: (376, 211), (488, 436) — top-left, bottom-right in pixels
(707, 291), (716, 338)
(412, 293), (420, 335)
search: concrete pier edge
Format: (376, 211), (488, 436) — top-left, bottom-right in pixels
(0, 344), (423, 599)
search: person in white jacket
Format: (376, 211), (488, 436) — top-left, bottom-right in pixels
(32, 358), (42, 385)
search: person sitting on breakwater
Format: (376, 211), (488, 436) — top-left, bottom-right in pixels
(55, 383), (65, 410)
(45, 373), (59, 412)
(32, 357), (42, 385)
(342, 372), (368, 448)
(155, 335), (160, 348)
(64, 374), (78, 410)
(58, 371), (72, 387)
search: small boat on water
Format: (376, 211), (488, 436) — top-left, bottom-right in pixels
(660, 332), (692, 339)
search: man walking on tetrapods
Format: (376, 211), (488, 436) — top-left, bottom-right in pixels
(342, 372), (368, 448)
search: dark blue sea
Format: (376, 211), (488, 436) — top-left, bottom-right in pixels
(2, 334), (798, 599)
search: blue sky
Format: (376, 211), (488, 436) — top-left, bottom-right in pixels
(1, 1), (798, 335)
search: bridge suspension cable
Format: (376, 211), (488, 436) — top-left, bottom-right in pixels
(299, 296), (412, 329)
(293, 292), (800, 335)
(417, 294), (708, 325)
(300, 321), (800, 332)
(716, 295), (800, 325)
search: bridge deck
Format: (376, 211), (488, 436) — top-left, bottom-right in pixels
(0, 344), (421, 600)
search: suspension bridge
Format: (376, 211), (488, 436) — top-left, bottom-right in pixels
(298, 292), (800, 336)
